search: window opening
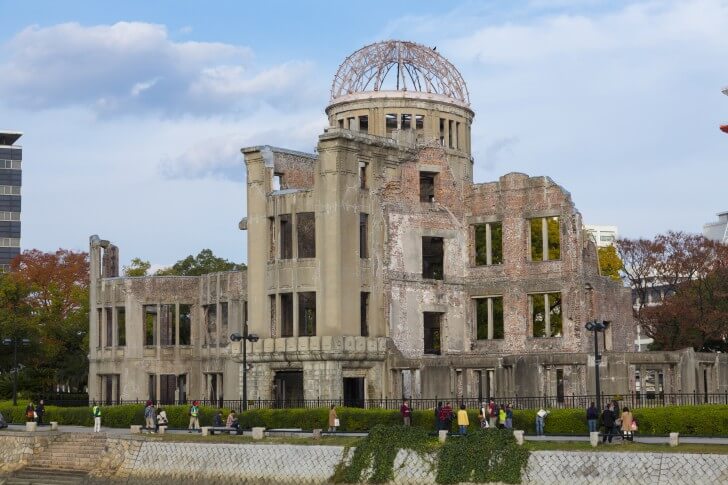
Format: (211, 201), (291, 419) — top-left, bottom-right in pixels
(148, 374), (157, 402)
(439, 118), (445, 146)
(143, 305), (157, 346)
(401, 113), (412, 130)
(422, 236), (444, 280)
(423, 312), (442, 355)
(272, 173), (282, 191)
(361, 292), (369, 337)
(556, 369), (565, 403)
(448, 120), (454, 148)
(117, 307), (126, 347)
(204, 304), (217, 346)
(360, 213), (369, 258)
(280, 214), (292, 259)
(419, 172), (436, 202)
(280, 293), (293, 337)
(297, 212), (316, 258)
(105, 307), (113, 347)
(474, 222), (503, 265)
(179, 304), (191, 345)
(347, 117), (356, 130)
(415, 115), (424, 130)
(475, 296), (504, 340)
(386, 113), (397, 133)
(530, 216), (561, 261)
(298, 292), (316, 336)
(97, 308), (102, 348)
(359, 162), (368, 189)
(338, 119), (344, 129)
(268, 216), (275, 261)
(358, 115), (369, 133)
(219, 302), (228, 346)
(160, 304), (176, 346)
(530, 292), (562, 337)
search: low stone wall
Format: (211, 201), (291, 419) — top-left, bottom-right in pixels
(3, 433), (728, 484)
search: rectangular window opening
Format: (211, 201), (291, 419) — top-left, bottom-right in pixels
(530, 216), (561, 261)
(386, 113), (397, 133)
(439, 118), (445, 146)
(530, 292), (562, 338)
(473, 222), (503, 266)
(401, 113), (412, 130)
(415, 115), (424, 130)
(272, 173), (282, 191)
(359, 162), (368, 189)
(219, 302), (228, 346)
(143, 305), (157, 346)
(179, 304), (192, 345)
(280, 293), (293, 337)
(204, 304), (217, 346)
(338, 119), (344, 128)
(105, 307), (113, 347)
(419, 171), (436, 203)
(117, 307), (126, 347)
(475, 296), (504, 340)
(360, 213), (369, 259)
(422, 236), (444, 280)
(160, 304), (176, 346)
(358, 115), (369, 133)
(423, 312), (442, 355)
(361, 292), (369, 337)
(297, 212), (316, 258)
(298, 292), (316, 336)
(280, 214), (292, 259)
(448, 120), (454, 148)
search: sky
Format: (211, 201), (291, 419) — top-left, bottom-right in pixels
(0, 0), (726, 268)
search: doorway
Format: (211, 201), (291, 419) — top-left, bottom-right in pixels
(274, 371), (304, 407)
(343, 377), (365, 408)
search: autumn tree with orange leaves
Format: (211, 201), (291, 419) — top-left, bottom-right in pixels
(616, 231), (728, 352)
(0, 249), (89, 396)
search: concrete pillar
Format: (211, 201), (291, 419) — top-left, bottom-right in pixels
(252, 427), (266, 440)
(201, 427), (210, 436)
(312, 429), (322, 440)
(158, 426), (167, 435)
(513, 430), (524, 445)
(50, 422), (58, 431)
(670, 432), (679, 447)
(438, 430), (448, 443)
(590, 431), (599, 447)
(25, 422), (37, 432)
(130, 425), (142, 434)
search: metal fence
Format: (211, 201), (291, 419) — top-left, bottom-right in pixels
(37, 392), (728, 410)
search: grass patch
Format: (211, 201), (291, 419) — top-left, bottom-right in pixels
(525, 440), (728, 455)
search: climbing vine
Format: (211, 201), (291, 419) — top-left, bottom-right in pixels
(332, 425), (529, 484)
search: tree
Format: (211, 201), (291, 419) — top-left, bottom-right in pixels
(597, 245), (623, 282)
(7, 249), (90, 393)
(155, 249), (245, 276)
(123, 258), (151, 277)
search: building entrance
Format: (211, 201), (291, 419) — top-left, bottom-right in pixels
(274, 371), (304, 406)
(343, 377), (365, 408)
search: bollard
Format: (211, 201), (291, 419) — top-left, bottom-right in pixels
(201, 427), (210, 436)
(158, 426), (167, 435)
(252, 427), (266, 440)
(25, 422), (37, 432)
(312, 429), (322, 440)
(130, 425), (142, 434)
(50, 422), (58, 431)
(438, 430), (448, 443)
(590, 431), (599, 448)
(513, 430), (525, 446)
(669, 432), (679, 447)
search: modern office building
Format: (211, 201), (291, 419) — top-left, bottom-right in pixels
(703, 211), (728, 244)
(0, 131), (22, 271)
(584, 225), (618, 248)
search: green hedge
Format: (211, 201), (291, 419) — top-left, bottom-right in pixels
(2, 403), (728, 436)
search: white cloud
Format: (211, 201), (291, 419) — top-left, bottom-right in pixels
(0, 21), (319, 116)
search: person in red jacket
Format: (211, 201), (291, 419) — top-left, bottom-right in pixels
(400, 399), (412, 426)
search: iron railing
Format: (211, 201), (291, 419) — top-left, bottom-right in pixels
(35, 391), (728, 410)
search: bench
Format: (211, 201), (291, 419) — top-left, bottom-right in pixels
(208, 426), (240, 435)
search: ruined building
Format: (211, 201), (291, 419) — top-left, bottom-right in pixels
(89, 41), (727, 405)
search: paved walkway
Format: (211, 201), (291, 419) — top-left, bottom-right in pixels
(4, 424), (728, 444)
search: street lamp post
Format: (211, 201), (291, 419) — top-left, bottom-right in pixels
(2, 337), (30, 406)
(584, 321), (609, 416)
(230, 329), (259, 412)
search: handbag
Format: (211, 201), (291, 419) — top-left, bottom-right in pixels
(334, 418), (340, 427)
(630, 420), (638, 431)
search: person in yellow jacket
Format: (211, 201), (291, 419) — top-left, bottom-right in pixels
(457, 404), (469, 435)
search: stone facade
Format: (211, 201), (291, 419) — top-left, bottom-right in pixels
(89, 40), (728, 406)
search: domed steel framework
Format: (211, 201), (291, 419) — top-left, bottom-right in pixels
(331, 40), (470, 105)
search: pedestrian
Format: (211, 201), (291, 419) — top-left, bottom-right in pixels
(226, 410), (240, 433)
(144, 400), (156, 433)
(400, 399), (411, 426)
(25, 402), (35, 423)
(435, 401), (443, 431)
(601, 402), (616, 444)
(536, 409), (548, 436)
(156, 408), (168, 432)
(498, 405), (507, 429)
(328, 404), (338, 432)
(35, 400), (45, 426)
(439, 401), (454, 432)
(188, 400), (200, 432)
(587, 401), (598, 433)
(487, 399), (497, 429)
(478, 402), (490, 429)
(214, 409), (224, 427)
(92, 401), (102, 432)
(620, 406), (634, 442)
(505, 404), (513, 429)
(457, 404), (469, 435)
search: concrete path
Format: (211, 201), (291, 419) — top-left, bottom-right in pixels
(5, 424), (728, 444)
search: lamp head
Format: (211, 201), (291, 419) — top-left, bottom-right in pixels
(230, 332), (243, 342)
(247, 333), (260, 343)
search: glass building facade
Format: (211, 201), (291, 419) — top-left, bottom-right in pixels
(0, 131), (22, 271)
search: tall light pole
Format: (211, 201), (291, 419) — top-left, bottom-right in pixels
(2, 337), (30, 406)
(721, 86), (728, 134)
(230, 329), (259, 411)
(584, 321), (609, 416)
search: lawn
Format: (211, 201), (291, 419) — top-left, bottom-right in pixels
(525, 440), (728, 455)
(153, 433), (363, 447)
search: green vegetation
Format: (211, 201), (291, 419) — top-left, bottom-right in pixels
(155, 249), (246, 276)
(525, 441), (728, 455)
(156, 433), (362, 447)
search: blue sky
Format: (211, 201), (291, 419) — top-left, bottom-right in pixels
(0, 0), (726, 268)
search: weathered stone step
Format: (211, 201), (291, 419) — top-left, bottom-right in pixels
(8, 466), (87, 485)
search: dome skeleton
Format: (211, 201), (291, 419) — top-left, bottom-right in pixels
(331, 40), (470, 105)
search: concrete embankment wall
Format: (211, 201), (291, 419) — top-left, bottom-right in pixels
(3, 432), (728, 484)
